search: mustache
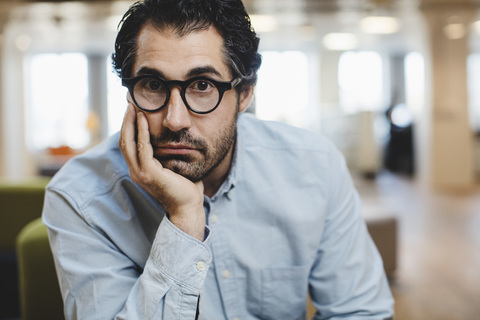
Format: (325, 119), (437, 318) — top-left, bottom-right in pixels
(150, 129), (207, 151)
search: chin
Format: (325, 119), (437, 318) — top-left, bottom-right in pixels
(160, 158), (206, 183)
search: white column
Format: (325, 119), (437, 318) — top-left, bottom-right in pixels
(0, 2), (34, 179)
(421, 3), (476, 189)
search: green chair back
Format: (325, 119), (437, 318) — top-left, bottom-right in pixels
(17, 217), (64, 320)
(0, 178), (50, 251)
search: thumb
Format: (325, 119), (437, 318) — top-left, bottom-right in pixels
(195, 180), (205, 195)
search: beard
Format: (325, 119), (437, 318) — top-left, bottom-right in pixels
(150, 112), (238, 182)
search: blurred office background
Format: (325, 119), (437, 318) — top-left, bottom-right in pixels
(1, 0), (480, 319)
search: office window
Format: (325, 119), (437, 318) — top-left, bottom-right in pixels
(107, 60), (128, 136)
(404, 52), (425, 118)
(256, 51), (309, 127)
(338, 51), (384, 113)
(468, 53), (480, 130)
(26, 53), (89, 150)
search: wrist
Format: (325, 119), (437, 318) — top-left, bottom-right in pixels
(168, 206), (206, 241)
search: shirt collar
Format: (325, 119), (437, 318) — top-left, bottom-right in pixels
(208, 125), (243, 202)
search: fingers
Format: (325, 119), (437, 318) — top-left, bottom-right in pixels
(120, 104), (161, 178)
(119, 103), (139, 169)
(136, 111), (156, 165)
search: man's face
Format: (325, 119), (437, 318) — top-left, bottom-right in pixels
(131, 24), (246, 182)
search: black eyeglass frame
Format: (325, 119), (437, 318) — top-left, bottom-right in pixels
(122, 75), (242, 114)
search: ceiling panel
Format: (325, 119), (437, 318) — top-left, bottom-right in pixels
(244, 0), (390, 13)
(0, 0), (409, 11)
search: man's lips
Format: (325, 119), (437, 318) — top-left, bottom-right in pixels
(155, 143), (198, 156)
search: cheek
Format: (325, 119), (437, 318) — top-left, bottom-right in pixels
(199, 120), (222, 141)
(198, 112), (234, 144)
(215, 94), (239, 122)
(142, 112), (165, 135)
(208, 110), (235, 134)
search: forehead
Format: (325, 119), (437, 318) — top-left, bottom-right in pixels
(132, 23), (231, 79)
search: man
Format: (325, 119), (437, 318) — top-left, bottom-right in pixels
(43, 0), (394, 319)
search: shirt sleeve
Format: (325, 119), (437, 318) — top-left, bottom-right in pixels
(42, 188), (212, 320)
(308, 151), (395, 319)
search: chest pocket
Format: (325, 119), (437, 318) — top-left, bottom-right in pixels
(248, 265), (310, 320)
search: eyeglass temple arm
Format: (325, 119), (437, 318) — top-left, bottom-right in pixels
(231, 78), (242, 88)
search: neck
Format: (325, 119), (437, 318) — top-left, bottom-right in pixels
(202, 144), (234, 198)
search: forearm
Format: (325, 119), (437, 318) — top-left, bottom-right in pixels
(116, 217), (211, 319)
(117, 219), (211, 319)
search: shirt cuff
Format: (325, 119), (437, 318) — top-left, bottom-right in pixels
(150, 217), (212, 294)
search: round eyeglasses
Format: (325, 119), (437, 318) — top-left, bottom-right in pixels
(122, 75), (242, 114)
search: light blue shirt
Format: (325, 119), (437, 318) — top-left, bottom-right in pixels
(43, 113), (394, 320)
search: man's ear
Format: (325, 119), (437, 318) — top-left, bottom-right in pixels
(238, 85), (255, 113)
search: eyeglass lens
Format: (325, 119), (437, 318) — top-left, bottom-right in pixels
(134, 77), (221, 112)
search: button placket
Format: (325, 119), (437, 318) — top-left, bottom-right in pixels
(208, 198), (242, 320)
(221, 269), (231, 279)
(210, 214), (218, 224)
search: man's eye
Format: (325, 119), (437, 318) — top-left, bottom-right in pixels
(191, 80), (213, 91)
(146, 79), (161, 90)
(138, 78), (163, 91)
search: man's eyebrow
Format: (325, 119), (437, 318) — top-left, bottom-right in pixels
(186, 66), (222, 78)
(135, 66), (223, 79)
(136, 67), (165, 78)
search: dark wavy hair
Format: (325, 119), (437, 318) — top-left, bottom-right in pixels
(111, 0), (262, 92)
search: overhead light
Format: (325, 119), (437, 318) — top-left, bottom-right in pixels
(442, 16), (466, 40)
(322, 33), (358, 51)
(57, 2), (88, 18)
(444, 22), (466, 40)
(250, 15), (278, 33)
(360, 16), (400, 34)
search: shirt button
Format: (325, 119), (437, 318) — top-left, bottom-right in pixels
(222, 270), (231, 279)
(210, 214), (218, 223)
(196, 261), (206, 271)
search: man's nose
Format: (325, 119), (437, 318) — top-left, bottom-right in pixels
(163, 87), (192, 132)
